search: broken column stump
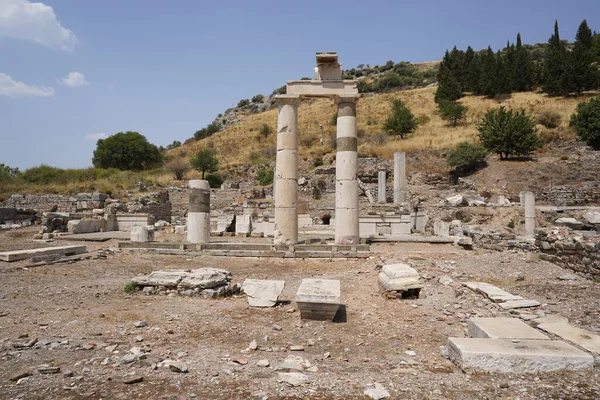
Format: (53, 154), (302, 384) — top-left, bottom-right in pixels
(378, 263), (423, 299)
(295, 278), (340, 321)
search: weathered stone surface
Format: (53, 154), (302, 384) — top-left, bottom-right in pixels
(537, 317), (600, 354)
(555, 217), (583, 229)
(131, 270), (187, 288)
(0, 245), (87, 262)
(242, 279), (285, 307)
(295, 279), (340, 321)
(364, 383), (391, 400)
(448, 337), (594, 373)
(277, 372), (309, 386)
(67, 219), (102, 234)
(498, 299), (541, 309)
(179, 268), (231, 289)
(446, 195), (465, 207)
(130, 225), (153, 243)
(582, 211), (600, 224)
(378, 263), (422, 291)
(468, 318), (549, 340)
(463, 282), (523, 302)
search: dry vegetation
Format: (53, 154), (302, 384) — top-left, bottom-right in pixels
(171, 87), (590, 174)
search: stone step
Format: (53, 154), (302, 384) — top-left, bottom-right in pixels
(468, 318), (549, 340)
(537, 316), (600, 355)
(448, 338), (594, 373)
(0, 245), (87, 262)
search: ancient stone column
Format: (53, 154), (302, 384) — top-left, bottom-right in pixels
(378, 170), (387, 204)
(394, 152), (407, 204)
(335, 95), (360, 245)
(524, 191), (536, 239)
(187, 180), (211, 244)
(273, 95), (301, 245)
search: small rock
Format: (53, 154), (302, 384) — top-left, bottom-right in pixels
(364, 382), (391, 399)
(515, 272), (525, 281)
(38, 365), (60, 374)
(558, 274), (578, 281)
(323, 352), (331, 359)
(124, 376), (144, 384)
(249, 339), (258, 351)
(500, 382), (509, 389)
(277, 372), (308, 387)
(232, 356), (249, 365)
(272, 324), (282, 331)
(9, 370), (31, 382)
(438, 276), (453, 286)
(168, 361), (189, 373)
(105, 344), (118, 353)
(134, 335), (144, 342)
(134, 320), (148, 328)
(63, 370), (74, 378)
(256, 359), (270, 367)
(307, 339), (316, 346)
(289, 345), (304, 351)
(405, 350), (416, 356)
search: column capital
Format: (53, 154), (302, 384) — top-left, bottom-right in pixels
(275, 94), (301, 105)
(334, 94), (360, 105)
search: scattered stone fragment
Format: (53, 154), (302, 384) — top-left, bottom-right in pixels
(105, 344), (118, 353)
(499, 382), (509, 389)
(168, 361), (189, 373)
(9, 370), (31, 382)
(468, 318), (549, 340)
(499, 300), (541, 310)
(289, 345), (304, 351)
(277, 372), (309, 387)
(405, 350), (416, 356)
(123, 376), (144, 384)
(134, 320), (148, 328)
(37, 365), (60, 374)
(364, 382), (391, 400)
(256, 359), (270, 367)
(558, 274), (578, 281)
(438, 276), (453, 286)
(323, 352), (331, 359)
(134, 335), (144, 342)
(232, 356), (249, 365)
(249, 339), (258, 351)
(463, 282), (523, 303)
(555, 217), (583, 229)
(272, 324), (282, 331)
(242, 279), (286, 308)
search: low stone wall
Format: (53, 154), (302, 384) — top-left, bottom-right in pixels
(0, 207), (38, 224)
(535, 230), (600, 279)
(1, 194), (77, 213)
(537, 183), (600, 206)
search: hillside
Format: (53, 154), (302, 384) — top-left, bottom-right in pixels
(169, 86), (592, 183)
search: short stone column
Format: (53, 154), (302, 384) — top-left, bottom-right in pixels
(187, 180), (211, 244)
(394, 152), (407, 204)
(273, 95), (301, 245)
(378, 170), (387, 204)
(335, 95), (360, 244)
(524, 191), (535, 239)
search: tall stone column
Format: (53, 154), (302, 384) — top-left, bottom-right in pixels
(335, 95), (360, 245)
(393, 152), (407, 204)
(378, 170), (387, 204)
(524, 191), (536, 239)
(187, 180), (211, 244)
(273, 95), (301, 245)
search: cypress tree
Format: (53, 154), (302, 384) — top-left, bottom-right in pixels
(571, 19), (597, 92)
(504, 41), (517, 92)
(496, 50), (510, 94)
(543, 20), (569, 96)
(479, 47), (498, 97)
(513, 33), (534, 91)
(435, 50), (464, 103)
(463, 46), (481, 93)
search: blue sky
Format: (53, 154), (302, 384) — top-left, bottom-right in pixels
(1, 0), (599, 170)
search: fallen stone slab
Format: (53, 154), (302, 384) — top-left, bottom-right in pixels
(242, 279), (285, 307)
(0, 245), (87, 262)
(295, 278), (340, 321)
(555, 217), (583, 229)
(179, 268), (231, 289)
(131, 270), (187, 288)
(583, 211), (600, 224)
(463, 282), (523, 303)
(448, 337), (594, 373)
(468, 317), (549, 340)
(537, 318), (600, 355)
(498, 299), (541, 309)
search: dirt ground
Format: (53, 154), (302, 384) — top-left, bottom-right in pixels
(0, 227), (599, 399)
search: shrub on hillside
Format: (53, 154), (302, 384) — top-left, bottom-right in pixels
(190, 148), (219, 179)
(165, 158), (189, 180)
(206, 173), (223, 188)
(251, 94), (264, 103)
(570, 96), (600, 149)
(438, 100), (468, 127)
(0, 163), (20, 182)
(478, 106), (540, 159)
(194, 122), (221, 140)
(383, 99), (417, 139)
(300, 133), (319, 147)
(537, 111), (562, 128)
(259, 123), (273, 138)
(256, 168), (274, 186)
(447, 142), (488, 174)
(237, 99), (250, 108)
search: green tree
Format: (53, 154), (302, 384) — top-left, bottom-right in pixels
(435, 50), (464, 103)
(570, 96), (600, 149)
(478, 107), (540, 159)
(447, 142), (488, 174)
(543, 20), (569, 96)
(92, 131), (162, 170)
(479, 47), (498, 97)
(0, 163), (20, 182)
(237, 99), (250, 107)
(166, 140), (181, 150)
(251, 94), (265, 103)
(571, 19), (598, 93)
(513, 33), (534, 91)
(463, 46), (481, 93)
(194, 122), (221, 140)
(383, 99), (417, 139)
(190, 148), (219, 179)
(438, 100), (467, 126)
(259, 123), (273, 138)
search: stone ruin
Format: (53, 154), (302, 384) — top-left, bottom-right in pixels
(130, 268), (239, 298)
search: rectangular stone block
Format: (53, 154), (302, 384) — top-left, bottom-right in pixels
(463, 282), (524, 303)
(378, 263), (423, 291)
(538, 318), (600, 355)
(498, 299), (541, 309)
(468, 318), (549, 340)
(296, 278), (340, 321)
(0, 245), (87, 262)
(448, 337), (593, 373)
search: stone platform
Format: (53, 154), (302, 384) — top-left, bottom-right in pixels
(130, 268), (238, 297)
(0, 245), (87, 262)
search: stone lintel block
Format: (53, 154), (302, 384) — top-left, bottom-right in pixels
(275, 94), (301, 105)
(131, 270), (187, 288)
(537, 319), (600, 354)
(334, 94), (360, 105)
(467, 318), (549, 340)
(286, 81), (358, 97)
(448, 337), (593, 373)
(0, 245), (87, 262)
(296, 278), (341, 321)
(378, 263), (423, 291)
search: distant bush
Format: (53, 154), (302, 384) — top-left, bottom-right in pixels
(447, 142), (488, 174)
(331, 111), (338, 126)
(190, 148), (219, 179)
(438, 100), (468, 127)
(272, 86), (286, 95)
(300, 133), (319, 147)
(365, 132), (388, 146)
(537, 111), (562, 128)
(237, 99), (250, 108)
(194, 122), (221, 140)
(259, 123), (273, 138)
(570, 96), (600, 149)
(206, 173), (223, 188)
(166, 140), (182, 150)
(165, 158), (189, 180)
(0, 163), (20, 182)
(251, 94), (264, 103)
(256, 168), (274, 186)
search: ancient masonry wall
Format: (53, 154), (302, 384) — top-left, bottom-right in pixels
(535, 230), (600, 279)
(537, 183), (600, 206)
(1, 194), (78, 213)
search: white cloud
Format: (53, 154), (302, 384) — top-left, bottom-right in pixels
(0, 0), (77, 51)
(60, 72), (88, 87)
(86, 132), (107, 141)
(0, 72), (54, 97)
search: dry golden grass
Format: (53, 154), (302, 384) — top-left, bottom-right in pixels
(170, 87), (594, 168)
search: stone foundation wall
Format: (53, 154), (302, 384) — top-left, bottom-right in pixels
(537, 183), (600, 206)
(1, 194), (77, 213)
(535, 230), (600, 279)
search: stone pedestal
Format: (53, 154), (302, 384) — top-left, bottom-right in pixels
(187, 180), (210, 244)
(334, 95), (360, 245)
(131, 225), (154, 243)
(377, 170), (386, 204)
(393, 152), (407, 204)
(523, 191), (535, 239)
(295, 278), (341, 321)
(274, 95), (301, 245)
